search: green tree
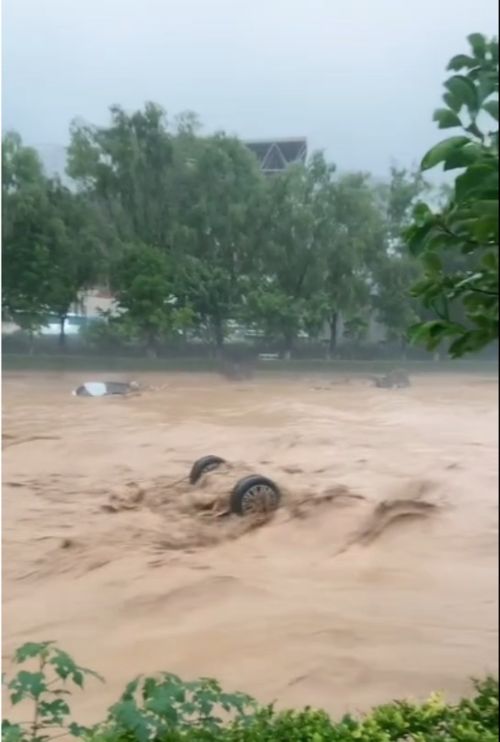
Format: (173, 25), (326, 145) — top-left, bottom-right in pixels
(406, 33), (498, 357)
(43, 181), (102, 347)
(318, 172), (385, 356)
(111, 244), (191, 356)
(372, 167), (429, 352)
(68, 107), (264, 354)
(173, 133), (264, 352)
(245, 153), (335, 357)
(3, 133), (101, 348)
(2, 133), (54, 343)
(67, 103), (176, 249)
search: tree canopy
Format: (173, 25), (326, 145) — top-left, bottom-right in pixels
(2, 133), (102, 345)
(3, 36), (496, 361)
(406, 33), (498, 357)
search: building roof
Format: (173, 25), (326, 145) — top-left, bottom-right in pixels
(245, 138), (307, 173)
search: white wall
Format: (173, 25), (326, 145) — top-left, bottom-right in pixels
(72, 289), (120, 318)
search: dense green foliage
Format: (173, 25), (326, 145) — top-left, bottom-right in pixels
(3, 113), (427, 358)
(2, 133), (102, 347)
(3, 643), (498, 742)
(3, 35), (497, 359)
(407, 33), (498, 357)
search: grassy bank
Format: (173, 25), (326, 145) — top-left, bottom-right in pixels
(2, 353), (498, 375)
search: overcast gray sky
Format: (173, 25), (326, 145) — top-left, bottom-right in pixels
(2, 0), (498, 178)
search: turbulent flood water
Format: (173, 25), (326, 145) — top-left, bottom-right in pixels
(2, 370), (498, 722)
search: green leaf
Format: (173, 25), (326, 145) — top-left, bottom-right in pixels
(477, 76), (498, 105)
(481, 251), (498, 271)
(120, 676), (141, 701)
(13, 642), (53, 664)
(1, 721), (24, 742)
(433, 108), (462, 129)
(453, 272), (486, 291)
(111, 701), (152, 742)
(467, 33), (487, 59)
(49, 650), (103, 687)
(412, 201), (433, 222)
(409, 320), (463, 351)
(445, 76), (479, 112)
(443, 91), (462, 113)
(38, 698), (70, 724)
(455, 164), (498, 201)
(146, 690), (180, 724)
(421, 137), (470, 171)
(9, 671), (47, 701)
(465, 121), (485, 139)
(49, 650), (79, 682)
(406, 223), (440, 257)
(442, 142), (484, 170)
(447, 54), (479, 71)
(483, 99), (499, 121)
(448, 332), (476, 357)
(422, 252), (443, 273)
(490, 39), (499, 64)
(473, 215), (498, 242)
(68, 722), (92, 738)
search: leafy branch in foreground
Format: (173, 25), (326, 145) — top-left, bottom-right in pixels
(2, 643), (498, 741)
(2, 641), (103, 742)
(406, 33), (498, 357)
(98, 673), (255, 742)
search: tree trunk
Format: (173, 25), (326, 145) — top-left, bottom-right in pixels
(212, 318), (224, 357)
(145, 329), (158, 358)
(58, 316), (67, 350)
(400, 335), (408, 360)
(327, 313), (339, 359)
(283, 331), (295, 360)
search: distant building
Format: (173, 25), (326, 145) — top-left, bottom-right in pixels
(73, 287), (119, 318)
(317, 314), (387, 346)
(245, 138), (307, 174)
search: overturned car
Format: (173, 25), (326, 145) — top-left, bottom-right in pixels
(188, 455), (282, 516)
(72, 381), (140, 397)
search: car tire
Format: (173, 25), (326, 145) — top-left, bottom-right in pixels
(230, 475), (282, 516)
(189, 455), (226, 485)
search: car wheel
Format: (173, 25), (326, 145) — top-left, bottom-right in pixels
(189, 455), (226, 485)
(230, 475), (281, 516)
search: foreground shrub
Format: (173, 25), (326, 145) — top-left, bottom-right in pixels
(2, 643), (498, 741)
(2, 641), (103, 742)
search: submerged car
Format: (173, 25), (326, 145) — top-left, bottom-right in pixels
(371, 369), (410, 388)
(72, 381), (140, 397)
(188, 454), (282, 516)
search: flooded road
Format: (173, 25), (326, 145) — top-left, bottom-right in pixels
(2, 371), (498, 721)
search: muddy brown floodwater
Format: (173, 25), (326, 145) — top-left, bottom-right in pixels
(2, 371), (498, 722)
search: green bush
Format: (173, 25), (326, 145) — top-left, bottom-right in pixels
(3, 642), (498, 742)
(79, 317), (132, 352)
